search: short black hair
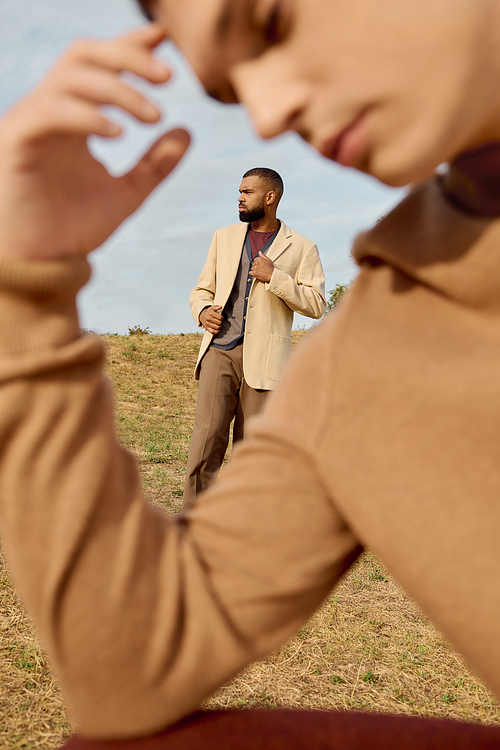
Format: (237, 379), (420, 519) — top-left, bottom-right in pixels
(243, 167), (284, 199)
(135, 0), (154, 21)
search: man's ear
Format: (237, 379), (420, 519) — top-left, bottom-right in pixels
(267, 191), (276, 205)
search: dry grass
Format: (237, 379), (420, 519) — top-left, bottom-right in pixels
(206, 555), (499, 724)
(0, 551), (72, 749)
(0, 329), (499, 748)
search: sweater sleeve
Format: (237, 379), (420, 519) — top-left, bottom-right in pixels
(0, 256), (361, 739)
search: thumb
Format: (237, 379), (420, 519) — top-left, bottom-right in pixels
(124, 128), (191, 206)
(259, 251), (266, 258)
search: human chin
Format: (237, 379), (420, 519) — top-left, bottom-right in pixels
(356, 94), (484, 186)
(353, 117), (459, 187)
(363, 148), (440, 187)
(239, 207), (265, 223)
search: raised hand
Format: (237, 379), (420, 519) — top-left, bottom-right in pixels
(0, 24), (190, 261)
(249, 251), (274, 283)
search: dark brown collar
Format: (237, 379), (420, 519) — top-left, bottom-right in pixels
(440, 142), (500, 217)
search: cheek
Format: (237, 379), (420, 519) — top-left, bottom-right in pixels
(370, 54), (493, 184)
(365, 99), (476, 186)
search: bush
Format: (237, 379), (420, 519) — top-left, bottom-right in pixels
(128, 325), (151, 336)
(325, 282), (352, 314)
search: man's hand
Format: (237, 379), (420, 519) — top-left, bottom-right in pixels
(199, 305), (223, 335)
(249, 251), (274, 283)
(0, 24), (190, 261)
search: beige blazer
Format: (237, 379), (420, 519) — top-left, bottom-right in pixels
(189, 221), (326, 390)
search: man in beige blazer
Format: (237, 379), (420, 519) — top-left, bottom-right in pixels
(184, 167), (326, 506)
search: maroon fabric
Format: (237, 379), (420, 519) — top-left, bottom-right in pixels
(249, 229), (276, 259)
(61, 709), (500, 749)
(443, 141), (500, 217)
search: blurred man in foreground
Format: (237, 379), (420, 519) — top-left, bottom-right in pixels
(1, 0), (500, 747)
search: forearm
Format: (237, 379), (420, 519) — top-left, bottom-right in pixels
(0, 258), (359, 739)
(0, 256), (194, 736)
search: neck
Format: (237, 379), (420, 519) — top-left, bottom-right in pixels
(251, 215), (279, 232)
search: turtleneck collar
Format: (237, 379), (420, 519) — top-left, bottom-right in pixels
(440, 142), (500, 218)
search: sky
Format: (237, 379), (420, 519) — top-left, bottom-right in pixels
(0, 0), (405, 334)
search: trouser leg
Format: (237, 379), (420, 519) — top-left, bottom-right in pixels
(61, 708), (500, 749)
(183, 346), (243, 509)
(233, 378), (268, 444)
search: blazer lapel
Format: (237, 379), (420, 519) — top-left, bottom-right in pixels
(267, 221), (292, 263)
(227, 224), (248, 282)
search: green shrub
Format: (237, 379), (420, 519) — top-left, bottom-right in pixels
(128, 325), (151, 336)
(325, 282), (352, 314)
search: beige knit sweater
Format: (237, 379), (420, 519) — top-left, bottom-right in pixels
(1, 176), (500, 739)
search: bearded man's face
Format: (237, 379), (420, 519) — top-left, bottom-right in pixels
(238, 175), (269, 223)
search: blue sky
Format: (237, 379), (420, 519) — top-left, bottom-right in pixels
(1, 0), (404, 334)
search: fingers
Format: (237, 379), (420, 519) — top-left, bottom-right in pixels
(250, 253), (274, 282)
(249, 265), (269, 282)
(204, 318), (222, 334)
(65, 26), (170, 84)
(3, 25), (172, 145)
(58, 67), (162, 124)
(200, 305), (223, 334)
(115, 23), (168, 52)
(207, 310), (223, 324)
(34, 98), (124, 139)
(123, 129), (191, 206)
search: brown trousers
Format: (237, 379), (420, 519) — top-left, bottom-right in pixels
(62, 709), (500, 749)
(183, 344), (268, 508)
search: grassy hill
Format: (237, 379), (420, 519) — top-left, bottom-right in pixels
(1, 331), (499, 748)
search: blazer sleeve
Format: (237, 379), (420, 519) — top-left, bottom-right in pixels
(189, 230), (219, 326)
(265, 242), (326, 319)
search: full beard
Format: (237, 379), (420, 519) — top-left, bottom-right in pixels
(239, 204), (266, 223)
